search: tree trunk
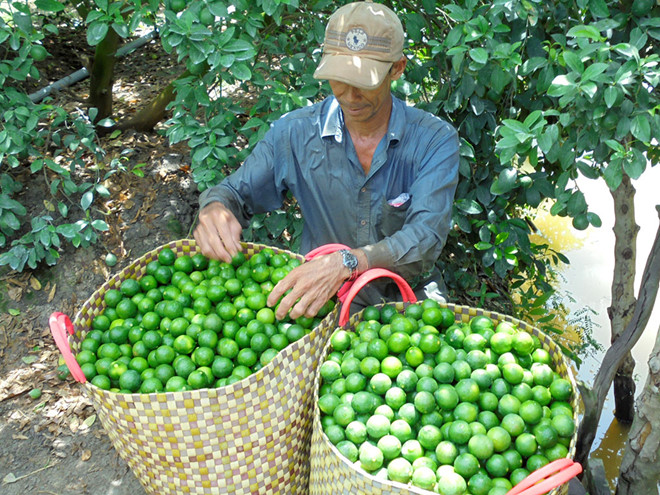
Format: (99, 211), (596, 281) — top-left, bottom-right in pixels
(574, 206), (660, 474)
(115, 77), (178, 132)
(616, 321), (660, 495)
(609, 175), (639, 423)
(89, 28), (121, 122)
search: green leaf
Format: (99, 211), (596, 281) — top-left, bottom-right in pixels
(490, 168), (518, 195)
(35, 0), (65, 12)
(192, 146), (212, 162)
(548, 75), (577, 97)
(581, 63), (608, 82)
(603, 160), (623, 191)
(87, 22), (109, 46)
(562, 52), (583, 74)
(469, 48), (488, 65)
(474, 242), (492, 250)
(631, 114), (651, 143)
(589, 0), (610, 18)
(567, 25), (602, 40)
(580, 81), (598, 98)
(503, 119), (531, 136)
(231, 63), (251, 81)
(604, 86), (618, 108)
(91, 219), (108, 231)
(81, 191), (93, 210)
(455, 199), (483, 215)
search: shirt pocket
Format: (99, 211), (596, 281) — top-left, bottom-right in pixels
(378, 194), (412, 238)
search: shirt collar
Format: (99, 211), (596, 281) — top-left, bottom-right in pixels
(320, 95), (405, 146)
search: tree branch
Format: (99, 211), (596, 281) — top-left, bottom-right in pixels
(575, 205), (660, 467)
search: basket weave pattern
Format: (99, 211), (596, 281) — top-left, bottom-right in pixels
(309, 302), (580, 495)
(71, 240), (335, 495)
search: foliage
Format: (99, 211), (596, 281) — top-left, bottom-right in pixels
(1, 0), (658, 347)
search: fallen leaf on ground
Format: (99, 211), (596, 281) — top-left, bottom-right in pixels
(3, 472), (17, 484)
(30, 276), (42, 291)
(48, 283), (57, 303)
(81, 449), (92, 461)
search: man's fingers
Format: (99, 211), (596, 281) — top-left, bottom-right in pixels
(194, 202), (243, 263)
(194, 223), (233, 263)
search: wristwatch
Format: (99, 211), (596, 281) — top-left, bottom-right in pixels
(338, 249), (359, 281)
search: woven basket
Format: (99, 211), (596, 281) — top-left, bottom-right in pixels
(309, 300), (581, 495)
(60, 239), (338, 495)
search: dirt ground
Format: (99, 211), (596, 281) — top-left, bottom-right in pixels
(1, 32), (198, 495)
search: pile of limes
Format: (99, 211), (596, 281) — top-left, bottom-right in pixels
(318, 300), (575, 495)
(75, 247), (334, 394)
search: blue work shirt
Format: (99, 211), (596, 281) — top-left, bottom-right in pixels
(199, 94), (459, 291)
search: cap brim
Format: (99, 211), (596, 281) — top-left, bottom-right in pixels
(313, 53), (392, 90)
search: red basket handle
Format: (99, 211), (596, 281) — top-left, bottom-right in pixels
(49, 312), (87, 383)
(338, 268), (417, 326)
(305, 243), (353, 303)
(506, 458), (582, 495)
(305, 243), (351, 261)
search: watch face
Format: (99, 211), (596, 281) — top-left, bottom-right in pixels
(341, 250), (358, 270)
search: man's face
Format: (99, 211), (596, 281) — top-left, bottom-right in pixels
(328, 58), (406, 125)
(329, 72), (394, 124)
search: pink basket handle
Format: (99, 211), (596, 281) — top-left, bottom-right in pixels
(339, 268), (417, 326)
(49, 312), (87, 383)
(305, 243), (353, 303)
(506, 458), (582, 495)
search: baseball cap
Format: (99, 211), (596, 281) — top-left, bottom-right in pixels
(313, 1), (405, 90)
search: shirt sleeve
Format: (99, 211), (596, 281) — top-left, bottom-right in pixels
(362, 121), (460, 281)
(198, 127), (287, 228)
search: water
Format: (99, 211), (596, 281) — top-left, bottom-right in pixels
(533, 164), (660, 489)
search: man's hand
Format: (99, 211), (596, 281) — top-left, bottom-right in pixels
(193, 202), (243, 263)
(267, 252), (350, 320)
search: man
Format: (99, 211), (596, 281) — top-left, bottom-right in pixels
(194, 1), (459, 320)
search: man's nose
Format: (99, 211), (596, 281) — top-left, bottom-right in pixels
(345, 86), (363, 101)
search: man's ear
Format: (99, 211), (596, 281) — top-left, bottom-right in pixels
(390, 57), (407, 81)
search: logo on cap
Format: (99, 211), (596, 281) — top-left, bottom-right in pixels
(345, 28), (368, 51)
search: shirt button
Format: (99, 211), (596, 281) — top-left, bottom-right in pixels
(360, 220), (367, 226)
(361, 187), (367, 193)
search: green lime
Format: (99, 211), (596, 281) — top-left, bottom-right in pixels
(390, 418), (414, 443)
(453, 452), (480, 479)
(91, 374), (111, 390)
(366, 414), (391, 439)
(436, 471), (467, 495)
(512, 332), (535, 356)
(336, 440), (359, 463)
(359, 442), (384, 472)
(104, 289), (122, 308)
(381, 356), (403, 378)
(448, 420), (471, 445)
(118, 369), (141, 392)
(387, 457), (413, 483)
(417, 424), (442, 451)
(526, 453), (549, 472)
(519, 400), (544, 425)
(378, 434), (402, 460)
(468, 471), (493, 495)
(515, 432), (538, 458)
(551, 414), (576, 438)
(501, 413), (525, 437)
(369, 373), (392, 395)
(184, 369), (207, 389)
(487, 426), (512, 452)
(549, 378), (572, 401)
